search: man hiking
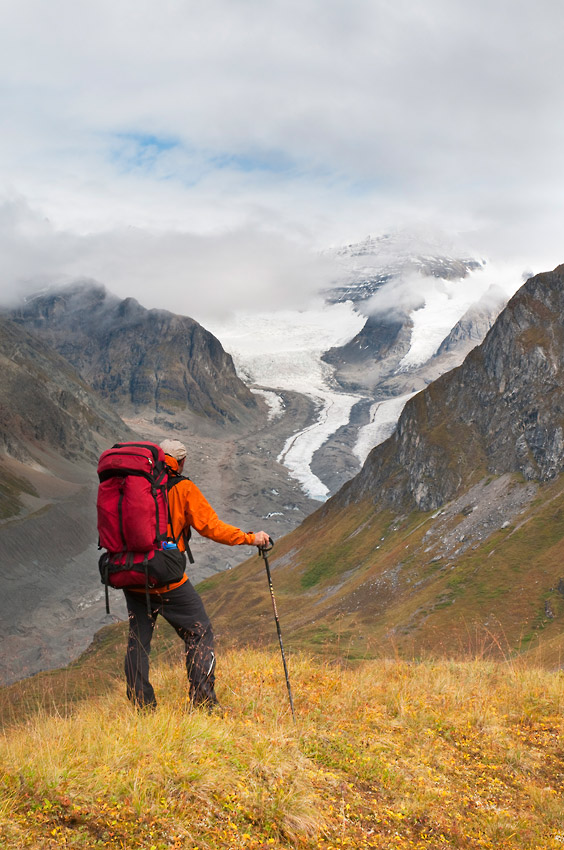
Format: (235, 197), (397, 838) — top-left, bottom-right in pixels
(122, 438), (270, 711)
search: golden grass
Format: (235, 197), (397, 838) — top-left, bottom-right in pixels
(1, 648), (564, 849)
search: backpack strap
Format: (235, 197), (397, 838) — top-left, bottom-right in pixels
(143, 556), (151, 616)
(152, 467), (169, 547)
(166, 473), (195, 564)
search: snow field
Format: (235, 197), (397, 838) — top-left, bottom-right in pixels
(398, 262), (524, 369)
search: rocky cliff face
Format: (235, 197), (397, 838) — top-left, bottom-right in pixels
(11, 282), (258, 428)
(0, 314), (130, 468)
(435, 285), (506, 357)
(322, 313), (414, 392)
(341, 265), (564, 512)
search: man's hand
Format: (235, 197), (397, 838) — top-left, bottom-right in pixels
(253, 531), (271, 548)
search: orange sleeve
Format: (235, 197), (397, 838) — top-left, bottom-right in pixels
(168, 479), (255, 547)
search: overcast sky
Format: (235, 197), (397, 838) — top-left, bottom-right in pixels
(1, 0), (563, 317)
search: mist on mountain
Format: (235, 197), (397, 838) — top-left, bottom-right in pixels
(0, 198), (338, 322)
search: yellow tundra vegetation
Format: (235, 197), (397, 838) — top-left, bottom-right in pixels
(1, 648), (564, 849)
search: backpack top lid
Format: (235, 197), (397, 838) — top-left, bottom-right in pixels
(97, 441), (166, 481)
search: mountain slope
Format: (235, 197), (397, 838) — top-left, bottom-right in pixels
(435, 285), (507, 357)
(201, 264), (564, 662)
(0, 314), (137, 683)
(322, 312), (414, 393)
(11, 281), (258, 429)
(0, 313), (131, 516)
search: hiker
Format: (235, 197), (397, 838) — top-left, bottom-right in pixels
(122, 438), (270, 711)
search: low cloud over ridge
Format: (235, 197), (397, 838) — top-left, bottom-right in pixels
(0, 199), (337, 321)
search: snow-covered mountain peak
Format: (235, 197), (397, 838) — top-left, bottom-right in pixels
(325, 228), (484, 307)
(334, 224), (477, 260)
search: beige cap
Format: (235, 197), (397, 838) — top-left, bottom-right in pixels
(160, 439), (187, 461)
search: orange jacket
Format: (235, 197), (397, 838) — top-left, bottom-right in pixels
(166, 457), (256, 549)
(133, 455), (256, 594)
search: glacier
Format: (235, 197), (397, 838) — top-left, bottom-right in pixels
(354, 392), (418, 465)
(206, 301), (365, 500)
(206, 260), (523, 502)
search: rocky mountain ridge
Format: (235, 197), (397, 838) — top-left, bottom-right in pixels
(343, 265), (564, 512)
(11, 281), (258, 431)
(436, 285), (507, 357)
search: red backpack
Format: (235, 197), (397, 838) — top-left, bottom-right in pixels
(97, 441), (178, 612)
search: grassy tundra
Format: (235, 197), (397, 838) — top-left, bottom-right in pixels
(1, 623), (564, 849)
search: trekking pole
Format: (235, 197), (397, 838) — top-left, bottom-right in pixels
(259, 538), (296, 723)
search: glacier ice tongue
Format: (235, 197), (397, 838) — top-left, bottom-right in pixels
(206, 302), (365, 500)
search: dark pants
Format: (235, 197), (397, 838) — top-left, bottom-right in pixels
(123, 580), (218, 710)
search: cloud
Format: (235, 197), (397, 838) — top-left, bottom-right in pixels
(0, 0), (563, 286)
(0, 198), (337, 321)
(363, 257), (528, 327)
(364, 272), (428, 320)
